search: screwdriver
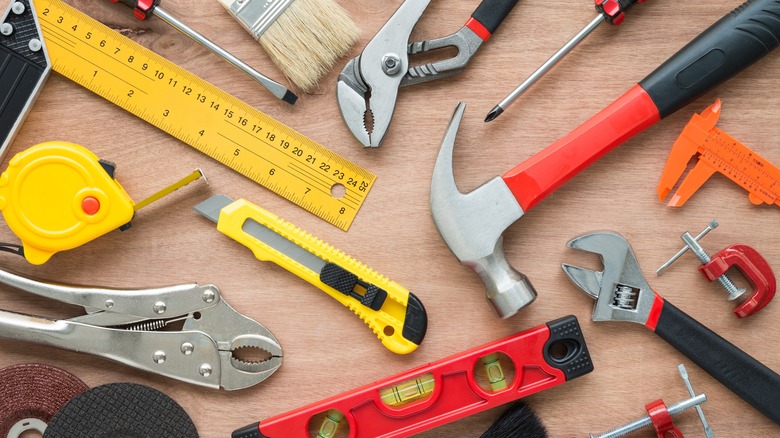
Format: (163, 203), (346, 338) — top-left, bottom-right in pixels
(485, 0), (648, 122)
(109, 0), (297, 105)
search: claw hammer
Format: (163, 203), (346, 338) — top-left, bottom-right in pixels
(431, 0), (780, 318)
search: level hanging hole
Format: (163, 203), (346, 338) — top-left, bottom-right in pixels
(547, 339), (580, 364)
(330, 183), (346, 198)
(383, 326), (395, 337)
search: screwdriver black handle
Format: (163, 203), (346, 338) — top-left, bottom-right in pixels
(109, 0), (161, 20)
(597, 0), (648, 25)
(640, 0), (780, 118)
(654, 299), (780, 424)
(470, 0), (520, 37)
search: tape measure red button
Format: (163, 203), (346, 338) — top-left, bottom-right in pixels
(81, 196), (100, 215)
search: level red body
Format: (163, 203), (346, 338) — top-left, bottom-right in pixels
(233, 315), (592, 438)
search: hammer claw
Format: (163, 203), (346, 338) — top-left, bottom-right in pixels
(430, 103), (536, 318)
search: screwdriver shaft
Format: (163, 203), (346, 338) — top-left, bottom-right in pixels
(486, 14), (604, 122)
(152, 6), (296, 104)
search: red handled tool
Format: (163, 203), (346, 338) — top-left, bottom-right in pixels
(486, 0), (650, 122)
(503, 0), (780, 212)
(232, 316), (592, 438)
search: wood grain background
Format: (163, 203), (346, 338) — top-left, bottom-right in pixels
(3, 0), (780, 436)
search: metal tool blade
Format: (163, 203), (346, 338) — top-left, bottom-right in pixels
(193, 195), (326, 274)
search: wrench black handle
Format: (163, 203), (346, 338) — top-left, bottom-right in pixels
(640, 0), (780, 118)
(470, 0), (520, 37)
(653, 299), (780, 424)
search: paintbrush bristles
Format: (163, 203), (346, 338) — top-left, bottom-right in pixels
(480, 402), (549, 438)
(259, 0), (359, 93)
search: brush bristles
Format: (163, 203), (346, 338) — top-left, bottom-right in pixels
(480, 402), (549, 438)
(259, 0), (359, 93)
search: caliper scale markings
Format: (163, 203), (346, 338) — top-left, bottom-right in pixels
(35, 0), (374, 231)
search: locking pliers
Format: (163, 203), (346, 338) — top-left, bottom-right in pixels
(337, 0), (519, 147)
(0, 267), (281, 390)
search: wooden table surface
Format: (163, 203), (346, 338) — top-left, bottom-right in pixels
(3, 0), (780, 436)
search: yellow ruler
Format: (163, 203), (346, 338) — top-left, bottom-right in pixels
(34, 0), (374, 231)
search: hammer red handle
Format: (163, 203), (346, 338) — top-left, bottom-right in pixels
(503, 0), (780, 212)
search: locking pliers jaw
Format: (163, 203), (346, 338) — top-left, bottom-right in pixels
(0, 267), (282, 390)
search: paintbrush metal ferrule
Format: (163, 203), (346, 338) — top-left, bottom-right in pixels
(219, 0), (295, 38)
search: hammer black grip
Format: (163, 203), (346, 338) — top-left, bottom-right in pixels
(654, 300), (780, 424)
(470, 0), (520, 36)
(639, 0), (780, 118)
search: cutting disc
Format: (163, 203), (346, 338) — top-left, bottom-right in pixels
(43, 382), (199, 438)
(0, 363), (89, 437)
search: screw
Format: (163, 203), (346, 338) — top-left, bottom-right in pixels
(678, 364), (714, 438)
(590, 364), (712, 438)
(28, 38), (42, 52)
(153, 301), (167, 314)
(105, 299), (114, 309)
(153, 351), (166, 364)
(11, 2), (25, 14)
(180, 342), (194, 355)
(0, 23), (13, 36)
(202, 288), (216, 303)
(657, 220), (718, 275)
(680, 232), (746, 300)
(381, 53), (401, 75)
(590, 393), (707, 438)
(199, 364), (212, 377)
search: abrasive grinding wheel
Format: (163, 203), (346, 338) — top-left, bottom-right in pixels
(0, 363), (89, 437)
(43, 382), (199, 438)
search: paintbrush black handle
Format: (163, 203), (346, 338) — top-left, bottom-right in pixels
(470, 0), (520, 36)
(653, 299), (780, 424)
(640, 0), (780, 118)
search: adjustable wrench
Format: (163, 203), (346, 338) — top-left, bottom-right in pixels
(431, 0), (780, 318)
(562, 231), (780, 424)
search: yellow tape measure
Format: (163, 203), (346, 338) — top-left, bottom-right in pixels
(34, 0), (374, 231)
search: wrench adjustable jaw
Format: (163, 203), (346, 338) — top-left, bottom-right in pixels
(431, 103), (537, 319)
(562, 232), (657, 325)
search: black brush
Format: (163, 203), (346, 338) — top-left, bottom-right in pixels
(480, 402), (549, 438)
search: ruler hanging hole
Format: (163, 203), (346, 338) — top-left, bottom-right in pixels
(383, 325), (395, 337)
(330, 183), (346, 199)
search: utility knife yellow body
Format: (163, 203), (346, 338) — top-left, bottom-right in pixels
(194, 195), (427, 355)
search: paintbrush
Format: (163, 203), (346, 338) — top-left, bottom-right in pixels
(480, 402), (549, 438)
(218, 0), (359, 94)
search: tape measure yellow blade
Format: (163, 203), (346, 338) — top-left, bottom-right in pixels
(34, 0), (374, 231)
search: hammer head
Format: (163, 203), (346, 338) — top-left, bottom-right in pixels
(430, 102), (537, 318)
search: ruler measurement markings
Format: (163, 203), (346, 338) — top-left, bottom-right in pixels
(287, 162), (363, 207)
(41, 14), (153, 89)
(36, 0), (373, 230)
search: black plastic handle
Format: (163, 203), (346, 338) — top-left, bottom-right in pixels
(640, 0), (780, 118)
(654, 300), (780, 424)
(471, 0), (520, 35)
